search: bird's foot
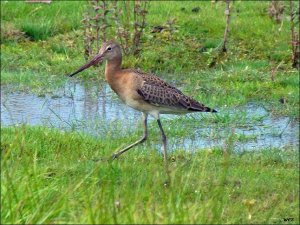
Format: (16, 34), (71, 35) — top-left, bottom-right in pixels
(111, 153), (119, 160)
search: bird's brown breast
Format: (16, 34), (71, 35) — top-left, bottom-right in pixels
(106, 70), (145, 105)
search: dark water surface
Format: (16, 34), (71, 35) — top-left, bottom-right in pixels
(1, 81), (299, 152)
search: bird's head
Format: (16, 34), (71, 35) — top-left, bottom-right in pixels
(68, 40), (121, 77)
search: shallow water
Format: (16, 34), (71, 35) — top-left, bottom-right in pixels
(1, 81), (299, 152)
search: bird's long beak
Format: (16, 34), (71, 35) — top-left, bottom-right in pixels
(68, 53), (104, 77)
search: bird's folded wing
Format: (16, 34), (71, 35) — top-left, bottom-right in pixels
(133, 69), (183, 94)
(137, 83), (211, 112)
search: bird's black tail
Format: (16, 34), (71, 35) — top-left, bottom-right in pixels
(188, 98), (217, 113)
(205, 107), (217, 113)
(190, 106), (217, 113)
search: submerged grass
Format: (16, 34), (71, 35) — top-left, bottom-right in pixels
(1, 125), (299, 224)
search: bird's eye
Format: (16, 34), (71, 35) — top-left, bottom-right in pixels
(107, 47), (112, 51)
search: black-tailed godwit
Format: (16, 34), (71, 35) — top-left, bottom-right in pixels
(68, 41), (216, 162)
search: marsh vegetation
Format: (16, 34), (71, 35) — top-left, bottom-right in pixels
(1, 1), (299, 224)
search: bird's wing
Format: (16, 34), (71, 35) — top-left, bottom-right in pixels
(132, 69), (183, 94)
(130, 69), (216, 112)
(137, 82), (215, 112)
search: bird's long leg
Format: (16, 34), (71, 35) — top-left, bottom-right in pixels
(112, 112), (148, 160)
(157, 118), (167, 162)
(157, 118), (171, 186)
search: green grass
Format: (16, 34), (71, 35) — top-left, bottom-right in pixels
(1, 1), (85, 41)
(0, 70), (67, 94)
(1, 125), (299, 224)
(0, 1), (296, 70)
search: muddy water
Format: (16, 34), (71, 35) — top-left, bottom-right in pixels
(1, 81), (299, 151)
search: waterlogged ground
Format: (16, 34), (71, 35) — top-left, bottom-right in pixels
(1, 80), (299, 152)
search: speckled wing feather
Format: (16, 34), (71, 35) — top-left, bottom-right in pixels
(132, 69), (183, 94)
(137, 82), (216, 112)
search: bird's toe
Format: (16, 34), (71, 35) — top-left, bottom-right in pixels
(112, 153), (119, 160)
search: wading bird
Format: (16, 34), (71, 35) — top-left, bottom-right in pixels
(68, 41), (216, 162)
